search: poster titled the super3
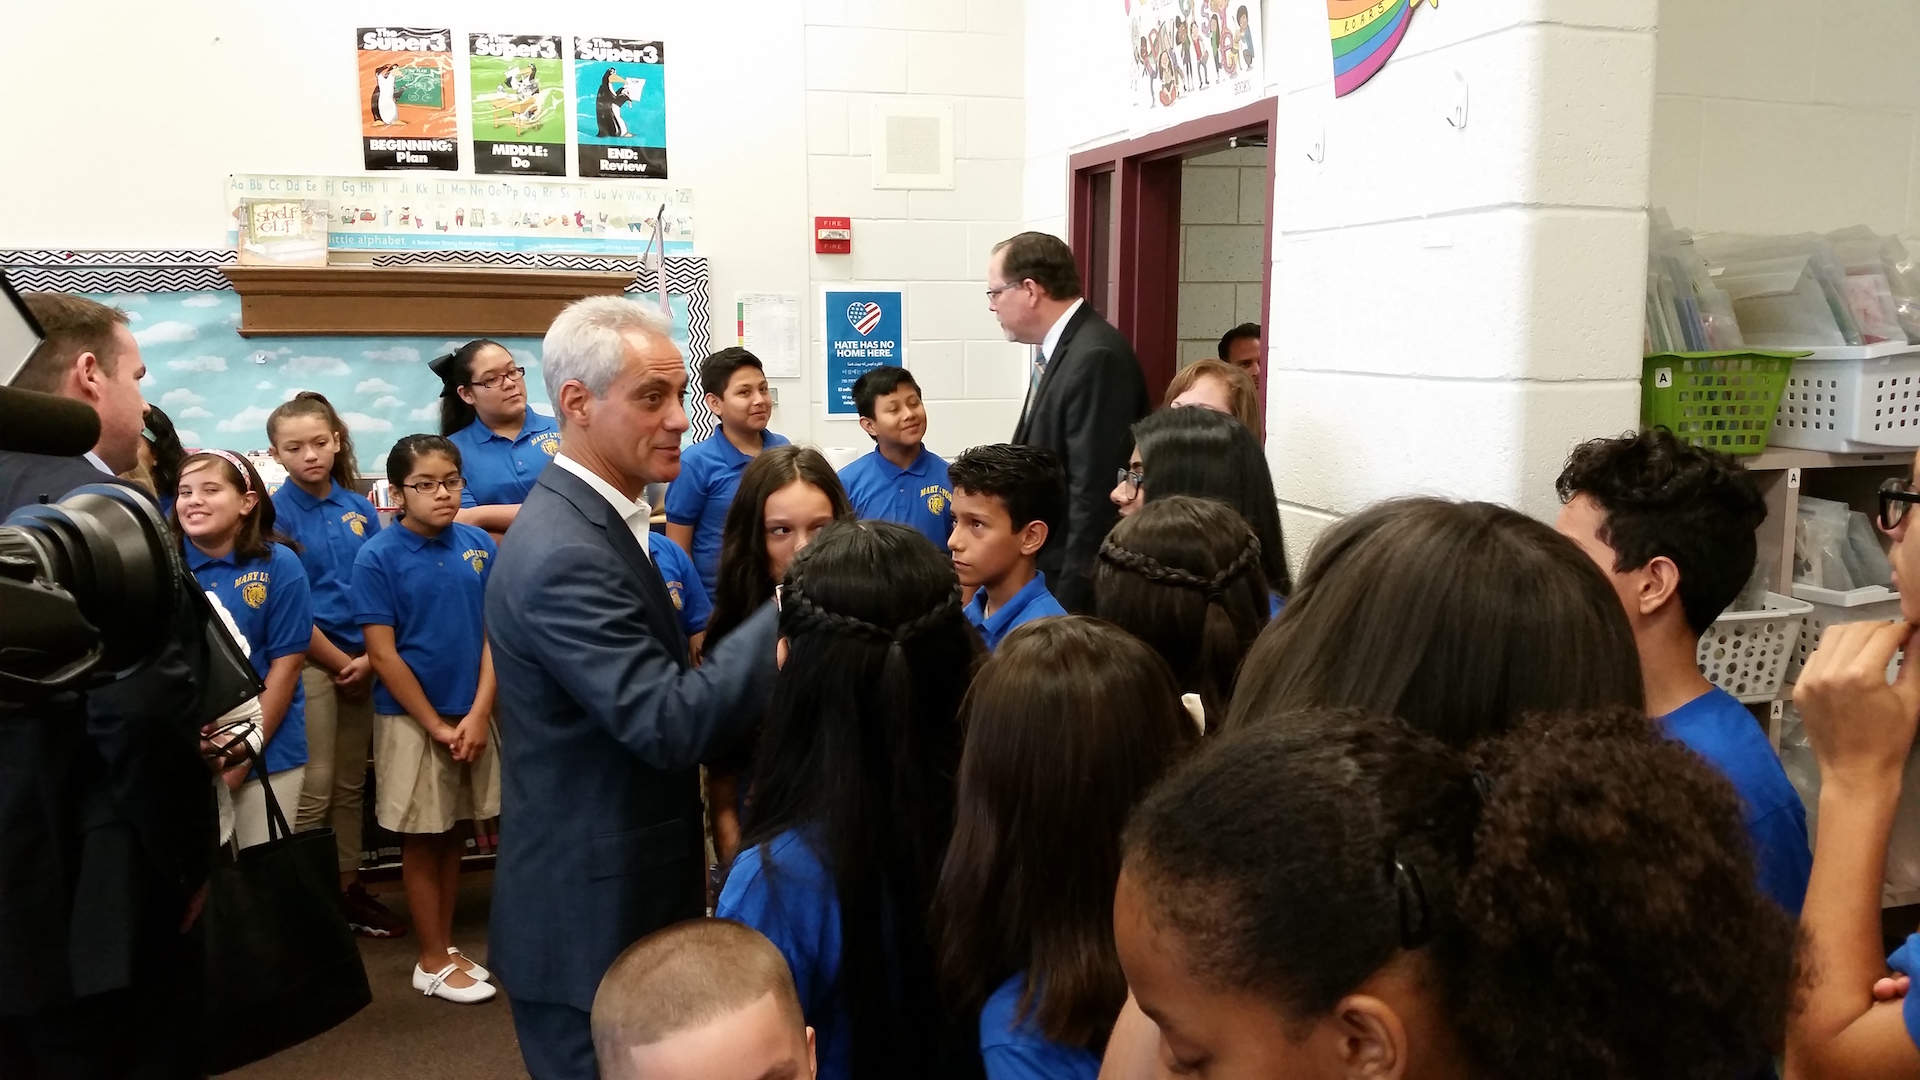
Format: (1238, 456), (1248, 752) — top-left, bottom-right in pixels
(357, 27), (459, 171)
(573, 37), (670, 179)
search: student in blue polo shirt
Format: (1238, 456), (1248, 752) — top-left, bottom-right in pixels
(651, 532), (712, 660)
(265, 391), (408, 938)
(352, 434), (501, 1006)
(665, 347), (789, 597)
(433, 338), (561, 542)
(1555, 429), (1811, 916)
(947, 444), (1069, 651)
(173, 448), (312, 849)
(838, 366), (953, 552)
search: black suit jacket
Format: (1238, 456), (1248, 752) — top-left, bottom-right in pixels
(0, 452), (216, 1014)
(1012, 303), (1150, 613)
(485, 462), (778, 1010)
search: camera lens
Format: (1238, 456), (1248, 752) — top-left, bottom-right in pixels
(0, 484), (181, 682)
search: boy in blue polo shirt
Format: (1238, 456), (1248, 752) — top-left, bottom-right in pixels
(1555, 429), (1811, 917)
(650, 532), (712, 660)
(948, 444), (1069, 650)
(665, 348), (789, 596)
(838, 366), (953, 553)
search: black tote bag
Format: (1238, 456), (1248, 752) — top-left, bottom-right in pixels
(201, 761), (372, 1074)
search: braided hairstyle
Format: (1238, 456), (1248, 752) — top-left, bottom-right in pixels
(1095, 495), (1267, 732)
(1120, 707), (1799, 1080)
(741, 519), (985, 1077)
(1131, 406), (1290, 596)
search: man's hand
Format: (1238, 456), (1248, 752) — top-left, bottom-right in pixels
(332, 654), (374, 697)
(1796, 620), (1920, 792)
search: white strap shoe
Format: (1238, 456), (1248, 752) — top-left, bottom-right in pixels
(413, 961), (497, 1003)
(448, 946), (491, 982)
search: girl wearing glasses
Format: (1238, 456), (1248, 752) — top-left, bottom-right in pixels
(350, 434), (502, 1005)
(432, 338), (562, 542)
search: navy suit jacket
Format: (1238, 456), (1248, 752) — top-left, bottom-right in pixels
(484, 462), (777, 1010)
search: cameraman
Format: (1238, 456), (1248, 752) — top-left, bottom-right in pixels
(0, 293), (219, 1079)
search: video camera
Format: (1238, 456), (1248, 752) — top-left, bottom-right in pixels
(0, 278), (259, 710)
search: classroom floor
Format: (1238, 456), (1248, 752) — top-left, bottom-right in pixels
(225, 872), (529, 1080)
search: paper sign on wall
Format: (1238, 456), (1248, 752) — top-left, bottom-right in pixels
(1127, 0), (1263, 124)
(824, 290), (903, 416)
(574, 37), (670, 179)
(469, 34), (567, 177)
(737, 293), (802, 380)
(357, 26), (458, 171)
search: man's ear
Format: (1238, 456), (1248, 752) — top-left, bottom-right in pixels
(1331, 994), (1409, 1080)
(805, 1026), (818, 1079)
(1639, 554), (1683, 620)
(857, 416), (879, 441)
(70, 351), (105, 404)
(1018, 519), (1050, 557)
(556, 380), (595, 428)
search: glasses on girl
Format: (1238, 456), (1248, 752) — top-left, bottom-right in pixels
(469, 366), (527, 391)
(1879, 476), (1920, 531)
(1114, 467), (1145, 498)
(404, 477), (467, 495)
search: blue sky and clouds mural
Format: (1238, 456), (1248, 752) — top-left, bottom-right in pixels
(98, 290), (691, 471)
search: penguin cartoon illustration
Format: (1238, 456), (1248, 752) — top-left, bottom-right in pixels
(370, 64), (400, 127)
(595, 69), (631, 138)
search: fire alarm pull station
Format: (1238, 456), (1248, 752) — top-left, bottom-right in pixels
(815, 217), (852, 254)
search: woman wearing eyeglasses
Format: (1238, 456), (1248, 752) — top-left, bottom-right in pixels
(351, 434), (502, 1005)
(432, 338), (562, 541)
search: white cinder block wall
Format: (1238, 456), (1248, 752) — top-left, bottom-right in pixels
(1026, 0), (1659, 566)
(802, 0), (1030, 460)
(1178, 147), (1267, 368)
(1652, 0), (1920, 237)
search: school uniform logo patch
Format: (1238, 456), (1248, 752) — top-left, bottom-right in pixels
(343, 511), (369, 537)
(921, 484), (950, 516)
(463, 548), (489, 574)
(535, 433), (561, 456)
(242, 582), (268, 609)
(666, 581), (684, 611)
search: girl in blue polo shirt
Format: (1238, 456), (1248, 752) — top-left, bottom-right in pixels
(352, 434), (501, 1006)
(432, 338), (560, 542)
(931, 618), (1196, 1079)
(173, 449), (312, 849)
(265, 391), (406, 937)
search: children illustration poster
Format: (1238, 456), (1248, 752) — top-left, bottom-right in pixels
(1126, 0), (1263, 123)
(357, 27), (459, 171)
(469, 33), (566, 177)
(573, 37), (670, 179)
(823, 289), (903, 416)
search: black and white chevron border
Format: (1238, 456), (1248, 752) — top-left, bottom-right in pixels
(0, 247), (722, 441)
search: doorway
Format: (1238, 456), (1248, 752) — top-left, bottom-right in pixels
(1068, 98), (1276, 409)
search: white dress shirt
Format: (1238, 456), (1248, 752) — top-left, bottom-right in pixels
(554, 453), (651, 558)
(1038, 297), (1085, 368)
(85, 451), (112, 475)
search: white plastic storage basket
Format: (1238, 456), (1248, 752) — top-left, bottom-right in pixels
(1695, 592), (1814, 703)
(1771, 346), (1920, 453)
(1786, 583), (1905, 680)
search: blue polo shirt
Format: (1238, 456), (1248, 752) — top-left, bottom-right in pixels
(1885, 934), (1920, 1052)
(1660, 686), (1812, 915)
(839, 446), (954, 553)
(271, 481), (381, 654)
(981, 974), (1099, 1080)
(717, 829), (850, 1080)
(650, 533), (711, 637)
(963, 571), (1067, 651)
(350, 521), (497, 717)
(663, 428), (791, 595)
(449, 411), (561, 507)
(186, 541), (311, 775)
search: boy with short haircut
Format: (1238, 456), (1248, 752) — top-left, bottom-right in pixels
(592, 918), (816, 1080)
(1555, 428), (1812, 915)
(837, 365), (954, 552)
(948, 444), (1069, 650)
(665, 348), (790, 596)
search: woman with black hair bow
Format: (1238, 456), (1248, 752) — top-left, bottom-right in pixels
(431, 338), (560, 541)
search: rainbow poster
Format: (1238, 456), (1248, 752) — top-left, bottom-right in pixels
(1330, 0), (1433, 97)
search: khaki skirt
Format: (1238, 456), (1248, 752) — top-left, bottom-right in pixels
(373, 713), (501, 834)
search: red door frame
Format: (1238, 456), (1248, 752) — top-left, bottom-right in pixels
(1068, 97), (1277, 407)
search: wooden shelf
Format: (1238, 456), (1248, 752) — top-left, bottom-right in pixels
(1747, 447), (1911, 472)
(221, 264), (634, 337)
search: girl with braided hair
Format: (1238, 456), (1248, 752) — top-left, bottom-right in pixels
(716, 520), (985, 1080)
(1115, 707), (1797, 1080)
(1095, 495), (1268, 734)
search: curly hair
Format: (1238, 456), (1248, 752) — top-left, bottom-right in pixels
(1555, 428), (1766, 633)
(1123, 707), (1800, 1080)
(1096, 495), (1268, 731)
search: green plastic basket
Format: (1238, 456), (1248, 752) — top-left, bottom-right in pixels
(1642, 351), (1804, 455)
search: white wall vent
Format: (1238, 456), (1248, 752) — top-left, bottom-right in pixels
(870, 100), (954, 190)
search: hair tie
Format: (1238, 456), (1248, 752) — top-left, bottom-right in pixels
(188, 448), (254, 495)
(1471, 769), (1495, 804)
(1392, 847), (1432, 949)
